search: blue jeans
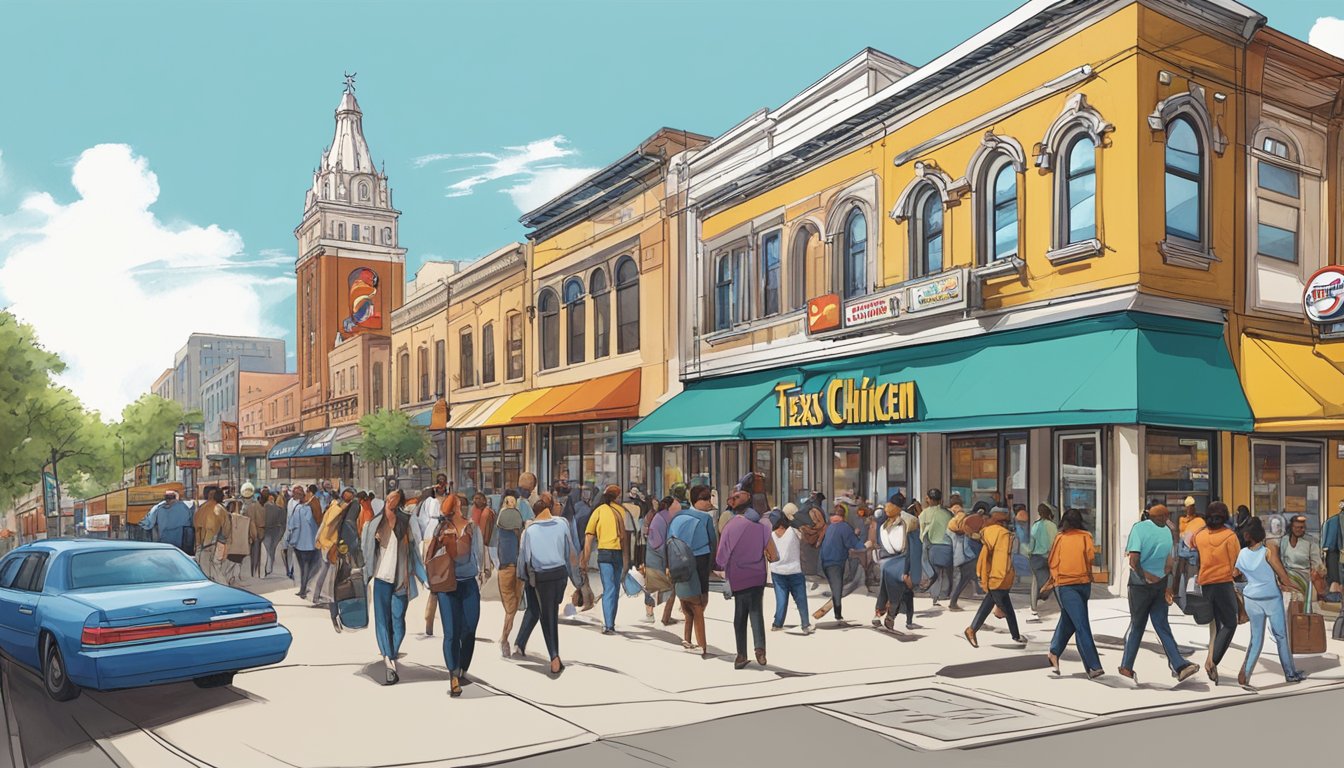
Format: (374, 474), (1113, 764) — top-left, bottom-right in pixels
(1122, 581), (1190, 674)
(1050, 584), (1102, 671)
(1243, 594), (1298, 680)
(771, 572), (809, 629)
(372, 578), (408, 659)
(438, 577), (481, 674)
(598, 550), (623, 630)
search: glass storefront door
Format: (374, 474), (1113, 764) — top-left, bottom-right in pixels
(832, 439), (865, 504)
(1145, 430), (1214, 513)
(1058, 430), (1103, 566)
(885, 436), (911, 503)
(949, 433), (1025, 508)
(1253, 439), (1324, 537)
(752, 442), (776, 509)
(783, 441), (810, 507)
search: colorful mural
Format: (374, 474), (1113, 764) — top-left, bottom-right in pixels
(342, 266), (381, 335)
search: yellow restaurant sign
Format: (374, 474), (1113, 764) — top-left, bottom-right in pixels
(773, 378), (916, 428)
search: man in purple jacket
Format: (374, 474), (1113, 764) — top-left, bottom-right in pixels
(716, 489), (778, 669)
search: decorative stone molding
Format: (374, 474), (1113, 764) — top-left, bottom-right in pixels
(1035, 94), (1114, 170)
(890, 162), (965, 222)
(1046, 239), (1104, 266)
(1147, 82), (1227, 155)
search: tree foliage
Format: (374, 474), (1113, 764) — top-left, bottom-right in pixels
(353, 409), (430, 470)
(113, 395), (199, 468)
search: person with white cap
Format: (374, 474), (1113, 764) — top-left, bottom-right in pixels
(240, 483), (266, 580)
(1175, 496), (1204, 610)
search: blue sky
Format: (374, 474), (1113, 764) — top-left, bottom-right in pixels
(0, 0), (1340, 416)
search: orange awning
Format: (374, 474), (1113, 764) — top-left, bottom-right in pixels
(512, 370), (642, 424)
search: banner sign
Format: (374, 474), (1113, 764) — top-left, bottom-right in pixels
(221, 422), (239, 456)
(176, 432), (202, 469)
(773, 378), (917, 428)
(42, 472), (57, 517)
(843, 289), (901, 329)
(906, 269), (967, 315)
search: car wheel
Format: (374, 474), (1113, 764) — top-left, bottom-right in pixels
(192, 672), (235, 689)
(42, 637), (81, 702)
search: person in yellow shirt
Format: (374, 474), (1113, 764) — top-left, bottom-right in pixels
(582, 484), (631, 634)
(963, 507), (1025, 648)
(1042, 509), (1101, 677)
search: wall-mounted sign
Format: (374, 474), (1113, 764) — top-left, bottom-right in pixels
(1304, 266), (1344, 325)
(906, 269), (968, 315)
(807, 294), (842, 334)
(773, 378), (916, 428)
(175, 432), (202, 469)
(42, 472), (57, 517)
(221, 422), (239, 456)
(844, 289), (901, 329)
(86, 514), (110, 533)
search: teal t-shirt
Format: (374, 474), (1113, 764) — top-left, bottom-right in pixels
(1125, 519), (1172, 579)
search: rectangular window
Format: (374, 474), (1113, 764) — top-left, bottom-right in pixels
(417, 347), (429, 402)
(507, 313), (524, 381)
(551, 425), (582, 492)
(1258, 162), (1300, 199)
(1144, 430), (1213, 514)
(1257, 222), (1297, 262)
(832, 438), (866, 502)
(784, 442), (811, 507)
(752, 442), (775, 505)
(481, 322), (496, 385)
(760, 231), (781, 318)
(457, 431), (480, 498)
(1057, 430), (1103, 568)
(585, 421), (620, 492)
(950, 435), (1000, 507)
(351, 224), (360, 241)
(434, 340), (446, 397)
(1253, 440), (1323, 537)
(885, 436), (910, 501)
(459, 329), (474, 388)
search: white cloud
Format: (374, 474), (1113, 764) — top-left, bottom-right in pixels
(414, 135), (597, 212)
(0, 144), (291, 417)
(1309, 17), (1344, 58)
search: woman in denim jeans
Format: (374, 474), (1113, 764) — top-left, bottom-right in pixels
(432, 493), (484, 697)
(1043, 508), (1103, 678)
(769, 514), (811, 634)
(1234, 517), (1306, 689)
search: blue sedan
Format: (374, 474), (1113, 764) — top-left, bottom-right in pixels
(0, 539), (292, 702)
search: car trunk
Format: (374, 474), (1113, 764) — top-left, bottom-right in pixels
(70, 581), (269, 629)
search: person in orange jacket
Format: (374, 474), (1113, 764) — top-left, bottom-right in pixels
(963, 507), (1026, 648)
(1043, 508), (1102, 677)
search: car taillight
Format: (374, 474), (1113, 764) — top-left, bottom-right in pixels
(82, 609), (277, 646)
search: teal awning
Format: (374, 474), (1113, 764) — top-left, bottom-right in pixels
(267, 436), (306, 461)
(408, 407), (433, 428)
(622, 311), (1253, 445)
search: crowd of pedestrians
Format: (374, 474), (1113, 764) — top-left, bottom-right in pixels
(136, 468), (1339, 697)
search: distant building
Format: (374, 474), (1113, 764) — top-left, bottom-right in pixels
(170, 333), (286, 412)
(150, 368), (173, 402)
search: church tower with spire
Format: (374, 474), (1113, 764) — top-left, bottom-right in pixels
(294, 75), (406, 431)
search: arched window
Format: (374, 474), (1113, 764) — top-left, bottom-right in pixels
(590, 269), (610, 359)
(842, 208), (868, 299)
(538, 289), (559, 370)
(1164, 117), (1202, 244)
(615, 256), (640, 353)
(913, 190), (946, 278)
(986, 158), (1018, 261)
(759, 231), (781, 317)
(564, 278), (585, 365)
(1063, 135), (1097, 244)
(322, 180), (330, 200)
(714, 248), (744, 331)
(359, 181), (370, 201)
(789, 227), (813, 311)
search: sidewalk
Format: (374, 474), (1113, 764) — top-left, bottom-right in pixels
(93, 573), (1344, 766)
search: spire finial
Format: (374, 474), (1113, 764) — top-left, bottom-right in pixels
(343, 72), (357, 94)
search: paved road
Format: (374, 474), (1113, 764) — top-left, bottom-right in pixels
(494, 686), (1344, 768)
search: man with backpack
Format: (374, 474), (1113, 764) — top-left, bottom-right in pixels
(667, 484), (719, 656)
(582, 484), (632, 634)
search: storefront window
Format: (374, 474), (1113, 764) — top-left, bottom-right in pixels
(1058, 430), (1103, 565)
(752, 442), (775, 509)
(662, 445), (686, 495)
(457, 431), (479, 497)
(720, 443), (743, 499)
(832, 439), (865, 503)
(1253, 440), (1323, 536)
(1145, 430), (1213, 513)
(885, 436), (910, 502)
(951, 435), (999, 506)
(688, 445), (713, 490)
(551, 425), (582, 492)
(784, 442), (810, 507)
(625, 444), (650, 496)
(585, 421), (620, 493)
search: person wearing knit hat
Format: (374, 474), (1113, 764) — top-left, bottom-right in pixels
(582, 483), (632, 634)
(963, 506), (1027, 648)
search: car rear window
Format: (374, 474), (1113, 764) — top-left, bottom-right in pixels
(69, 549), (202, 589)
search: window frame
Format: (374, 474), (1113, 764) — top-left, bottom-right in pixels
(481, 322), (496, 385)
(506, 311), (524, 381)
(458, 327), (475, 389)
(538, 288), (560, 371)
(788, 226), (814, 312)
(434, 339), (446, 398)
(590, 268), (610, 359)
(758, 229), (783, 318)
(398, 351), (410, 405)
(563, 277), (585, 366)
(615, 256), (640, 354)
(417, 346), (430, 402)
(841, 207), (869, 299)
(1060, 131), (1098, 247)
(982, 155), (1020, 264)
(712, 246), (747, 332)
(1162, 115), (1205, 248)
(909, 186), (944, 278)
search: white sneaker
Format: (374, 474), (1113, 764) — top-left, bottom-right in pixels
(802, 625), (816, 635)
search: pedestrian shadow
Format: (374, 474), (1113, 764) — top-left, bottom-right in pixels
(937, 655), (1052, 678)
(356, 661), (452, 685)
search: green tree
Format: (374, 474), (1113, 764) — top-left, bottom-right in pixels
(353, 409), (430, 477)
(112, 394), (200, 476)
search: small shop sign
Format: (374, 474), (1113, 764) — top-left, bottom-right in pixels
(906, 269), (968, 315)
(175, 431), (202, 470)
(773, 378), (916, 428)
(807, 293), (842, 334)
(1305, 266), (1344, 325)
(844, 289), (901, 328)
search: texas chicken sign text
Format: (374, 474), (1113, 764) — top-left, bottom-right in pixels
(774, 378), (917, 428)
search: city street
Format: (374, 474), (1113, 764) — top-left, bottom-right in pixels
(3, 571), (1341, 767)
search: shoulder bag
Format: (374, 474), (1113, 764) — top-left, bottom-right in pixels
(425, 519), (458, 593)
